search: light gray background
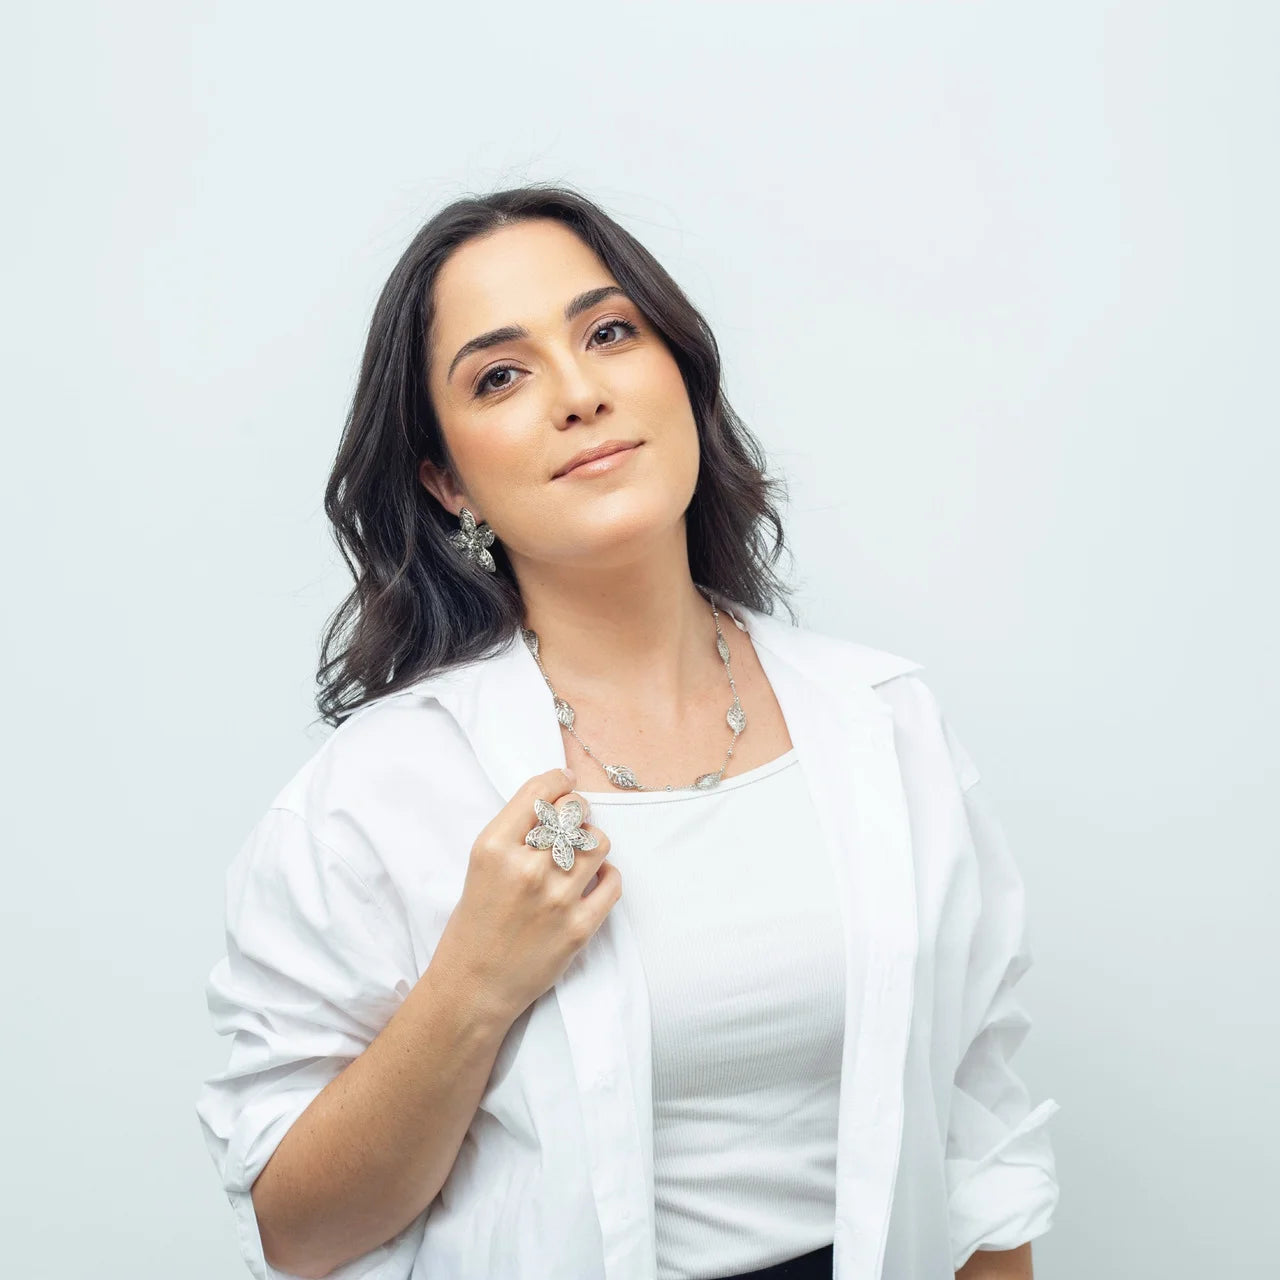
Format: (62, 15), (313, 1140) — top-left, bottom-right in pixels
(4, 3), (1276, 1277)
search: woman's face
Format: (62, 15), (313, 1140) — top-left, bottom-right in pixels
(420, 218), (700, 574)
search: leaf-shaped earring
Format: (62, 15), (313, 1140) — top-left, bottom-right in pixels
(449, 505), (497, 573)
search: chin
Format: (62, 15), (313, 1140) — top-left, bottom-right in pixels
(556, 501), (689, 563)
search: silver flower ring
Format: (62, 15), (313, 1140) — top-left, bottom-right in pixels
(525, 796), (598, 871)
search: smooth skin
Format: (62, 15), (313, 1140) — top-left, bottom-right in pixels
(256, 215), (1035, 1276)
(957, 1241), (1034, 1279)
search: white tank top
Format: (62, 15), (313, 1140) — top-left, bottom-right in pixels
(577, 747), (844, 1278)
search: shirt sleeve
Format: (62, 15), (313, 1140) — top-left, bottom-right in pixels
(940, 721), (1062, 1272)
(194, 805), (428, 1280)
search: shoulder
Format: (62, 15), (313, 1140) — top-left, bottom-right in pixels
(740, 599), (926, 691)
(216, 677), (488, 955)
(745, 603), (977, 788)
(805, 625), (956, 759)
(260, 680), (474, 871)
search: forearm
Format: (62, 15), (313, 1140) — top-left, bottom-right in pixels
(251, 940), (516, 1278)
(956, 1241), (1034, 1280)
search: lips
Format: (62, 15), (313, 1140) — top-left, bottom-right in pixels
(553, 440), (640, 478)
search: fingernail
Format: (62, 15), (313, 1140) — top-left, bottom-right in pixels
(563, 765), (577, 785)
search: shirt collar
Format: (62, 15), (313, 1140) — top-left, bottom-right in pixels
(400, 595), (920, 804)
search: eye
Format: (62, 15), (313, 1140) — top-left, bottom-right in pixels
(474, 365), (521, 398)
(589, 317), (640, 346)
(471, 318), (641, 399)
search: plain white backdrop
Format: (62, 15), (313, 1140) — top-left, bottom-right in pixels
(4, 3), (1276, 1276)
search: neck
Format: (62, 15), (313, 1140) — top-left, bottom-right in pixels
(511, 530), (723, 717)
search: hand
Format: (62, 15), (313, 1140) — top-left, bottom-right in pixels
(434, 767), (620, 1026)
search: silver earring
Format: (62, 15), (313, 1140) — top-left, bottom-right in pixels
(449, 506), (497, 573)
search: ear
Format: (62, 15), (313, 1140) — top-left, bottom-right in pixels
(418, 457), (475, 520)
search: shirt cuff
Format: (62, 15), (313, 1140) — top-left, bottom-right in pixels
(948, 1097), (1062, 1271)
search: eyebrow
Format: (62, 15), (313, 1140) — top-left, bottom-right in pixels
(445, 285), (632, 385)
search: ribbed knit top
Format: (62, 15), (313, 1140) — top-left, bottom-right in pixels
(577, 748), (843, 1278)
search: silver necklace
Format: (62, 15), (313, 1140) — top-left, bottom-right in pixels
(519, 589), (748, 793)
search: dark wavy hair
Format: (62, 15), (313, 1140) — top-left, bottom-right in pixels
(315, 182), (799, 728)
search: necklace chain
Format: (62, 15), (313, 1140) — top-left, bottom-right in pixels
(519, 589), (748, 793)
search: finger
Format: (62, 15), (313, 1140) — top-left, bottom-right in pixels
(577, 856), (622, 917)
(509, 770), (578, 825)
(522, 768), (573, 798)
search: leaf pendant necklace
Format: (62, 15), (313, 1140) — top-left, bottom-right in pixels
(519, 588), (748, 793)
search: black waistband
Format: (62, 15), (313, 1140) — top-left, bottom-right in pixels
(706, 1242), (834, 1280)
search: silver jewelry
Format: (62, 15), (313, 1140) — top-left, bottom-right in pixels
(520, 588), (747, 795)
(449, 506), (497, 573)
(524, 795), (598, 871)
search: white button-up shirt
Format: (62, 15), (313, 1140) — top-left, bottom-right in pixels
(196, 599), (1061, 1279)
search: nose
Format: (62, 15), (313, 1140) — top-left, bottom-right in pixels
(549, 350), (610, 426)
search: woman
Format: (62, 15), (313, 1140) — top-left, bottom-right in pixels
(196, 185), (1061, 1280)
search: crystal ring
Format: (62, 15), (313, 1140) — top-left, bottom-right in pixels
(525, 796), (598, 871)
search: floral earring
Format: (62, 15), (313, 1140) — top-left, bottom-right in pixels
(449, 506), (497, 573)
